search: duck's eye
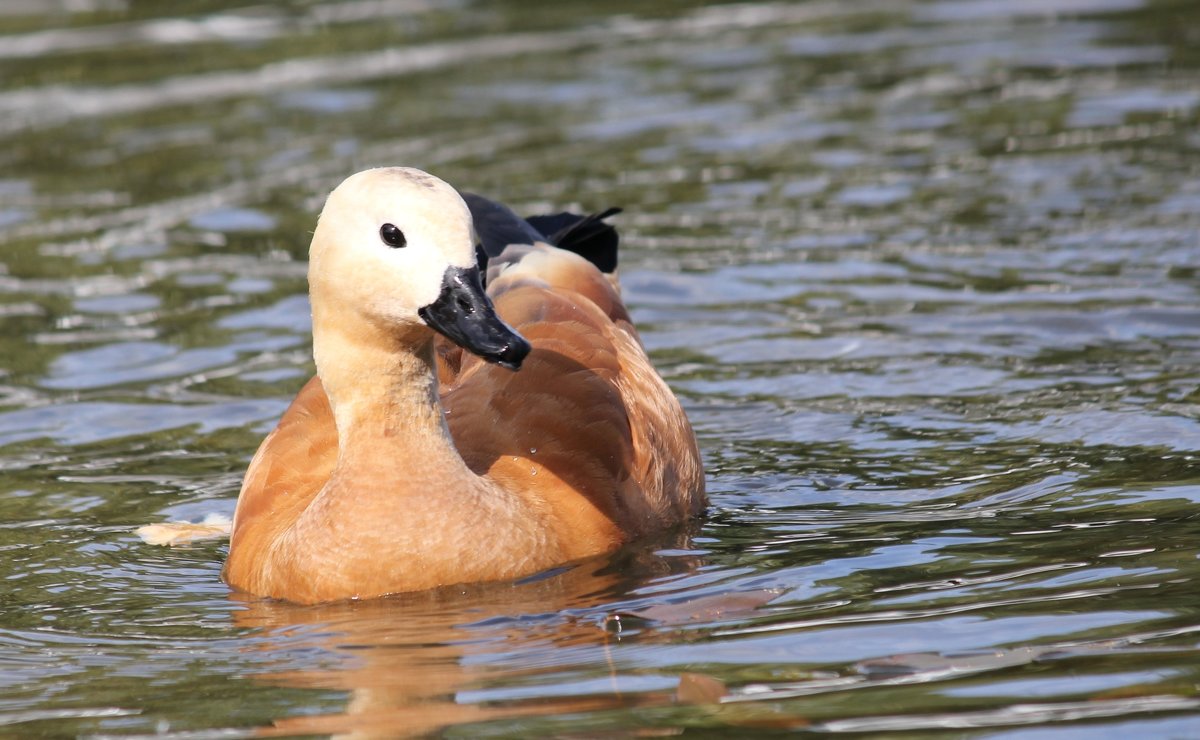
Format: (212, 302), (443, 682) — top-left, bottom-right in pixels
(379, 223), (406, 248)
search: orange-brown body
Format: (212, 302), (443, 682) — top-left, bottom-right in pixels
(224, 228), (705, 603)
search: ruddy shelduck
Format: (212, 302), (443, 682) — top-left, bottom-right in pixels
(221, 167), (706, 603)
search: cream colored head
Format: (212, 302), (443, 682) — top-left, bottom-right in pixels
(308, 167), (477, 326)
(307, 167), (531, 374)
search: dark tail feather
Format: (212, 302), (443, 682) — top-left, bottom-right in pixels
(463, 190), (623, 276)
(461, 192), (546, 265)
(526, 207), (622, 273)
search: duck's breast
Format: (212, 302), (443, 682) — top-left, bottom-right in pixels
(223, 375), (337, 591)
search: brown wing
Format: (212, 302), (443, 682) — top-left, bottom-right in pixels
(446, 245), (705, 545)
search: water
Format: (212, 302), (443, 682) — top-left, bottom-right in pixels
(1, 0), (1198, 736)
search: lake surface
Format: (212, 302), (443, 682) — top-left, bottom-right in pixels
(1, 0), (1199, 736)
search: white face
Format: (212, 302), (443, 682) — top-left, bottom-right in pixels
(308, 167), (478, 325)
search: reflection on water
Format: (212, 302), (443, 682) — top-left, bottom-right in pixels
(1, 0), (1199, 736)
(235, 532), (740, 737)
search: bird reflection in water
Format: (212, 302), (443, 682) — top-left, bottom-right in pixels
(229, 525), (770, 737)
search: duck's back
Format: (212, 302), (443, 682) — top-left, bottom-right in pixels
(441, 244), (705, 549)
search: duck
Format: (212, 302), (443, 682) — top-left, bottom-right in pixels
(221, 167), (706, 604)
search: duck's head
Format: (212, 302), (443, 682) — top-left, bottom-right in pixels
(309, 167), (530, 370)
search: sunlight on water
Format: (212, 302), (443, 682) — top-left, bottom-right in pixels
(0, 0), (1198, 736)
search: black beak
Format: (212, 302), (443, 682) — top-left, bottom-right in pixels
(417, 265), (531, 370)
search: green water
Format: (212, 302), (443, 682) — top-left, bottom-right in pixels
(1, 0), (1199, 736)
